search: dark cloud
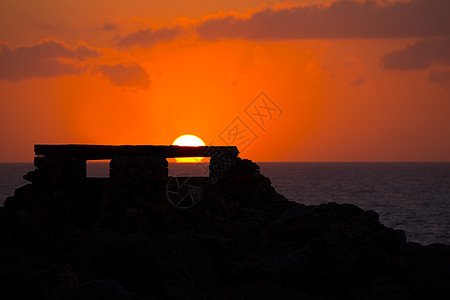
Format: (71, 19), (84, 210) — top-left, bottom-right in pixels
(102, 22), (118, 31)
(93, 63), (150, 89)
(118, 26), (182, 47)
(74, 45), (102, 59)
(428, 70), (450, 86)
(381, 38), (450, 70)
(349, 77), (364, 86)
(196, 0), (450, 41)
(0, 40), (101, 81)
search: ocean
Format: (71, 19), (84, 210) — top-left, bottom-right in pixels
(1, 162), (449, 245)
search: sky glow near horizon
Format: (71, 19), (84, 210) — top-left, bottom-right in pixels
(0, 0), (449, 162)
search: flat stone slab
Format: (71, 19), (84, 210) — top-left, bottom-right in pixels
(34, 144), (239, 160)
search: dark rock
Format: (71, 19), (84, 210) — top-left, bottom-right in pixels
(69, 279), (144, 300)
(264, 248), (301, 283)
(222, 213), (272, 249)
(1, 261), (79, 300)
(59, 229), (123, 281)
(199, 282), (310, 300)
(73, 231), (220, 298)
(156, 231), (220, 293)
(86, 231), (170, 295)
(2, 150), (450, 299)
(297, 238), (362, 296)
(16, 209), (35, 231)
(221, 260), (263, 284)
(198, 234), (245, 263)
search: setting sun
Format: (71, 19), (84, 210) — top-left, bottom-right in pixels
(172, 134), (206, 162)
(173, 134), (205, 147)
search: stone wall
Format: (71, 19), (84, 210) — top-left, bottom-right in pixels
(25, 156), (86, 190)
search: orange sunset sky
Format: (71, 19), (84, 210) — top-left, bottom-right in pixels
(0, 0), (449, 162)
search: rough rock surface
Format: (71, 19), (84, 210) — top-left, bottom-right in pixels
(1, 158), (449, 299)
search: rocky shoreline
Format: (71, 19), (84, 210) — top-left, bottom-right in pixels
(1, 157), (449, 299)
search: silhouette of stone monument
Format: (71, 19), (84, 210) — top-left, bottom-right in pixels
(32, 144), (239, 183)
(26, 145), (239, 210)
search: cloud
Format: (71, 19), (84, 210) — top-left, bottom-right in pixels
(381, 37), (450, 88)
(102, 22), (118, 31)
(118, 26), (182, 47)
(93, 63), (150, 89)
(74, 45), (102, 59)
(428, 70), (450, 87)
(349, 77), (364, 86)
(0, 40), (101, 81)
(196, 0), (450, 41)
(381, 38), (450, 70)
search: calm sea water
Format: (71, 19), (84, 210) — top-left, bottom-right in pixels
(1, 162), (449, 245)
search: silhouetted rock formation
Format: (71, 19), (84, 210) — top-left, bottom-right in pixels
(1, 145), (449, 299)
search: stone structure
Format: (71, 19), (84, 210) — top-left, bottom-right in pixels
(4, 144), (245, 235)
(32, 144), (239, 184)
(2, 144), (450, 299)
(18, 144), (241, 231)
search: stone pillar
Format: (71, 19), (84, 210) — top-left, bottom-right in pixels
(209, 151), (239, 183)
(104, 156), (169, 232)
(109, 156), (168, 193)
(25, 156), (86, 189)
